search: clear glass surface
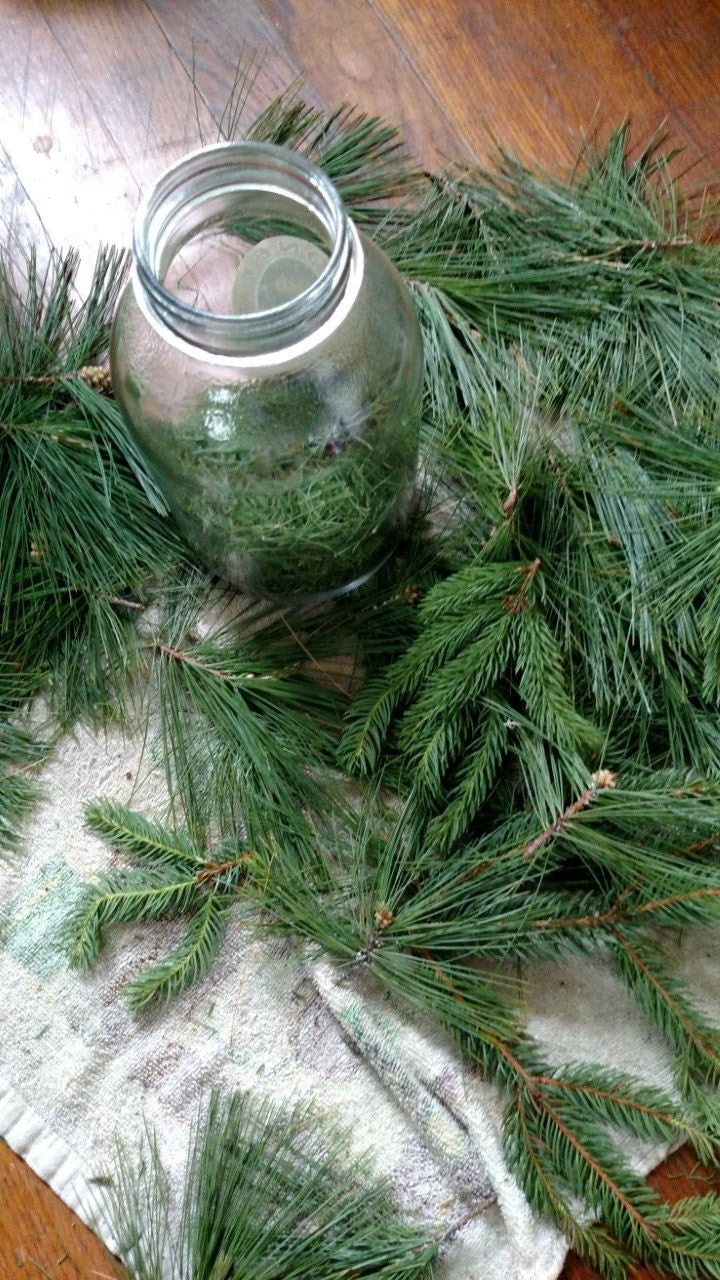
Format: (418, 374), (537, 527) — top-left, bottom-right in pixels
(110, 141), (423, 601)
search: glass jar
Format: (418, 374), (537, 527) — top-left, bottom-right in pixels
(110, 141), (424, 601)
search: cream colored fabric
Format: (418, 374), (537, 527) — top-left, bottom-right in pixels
(2, 722), (718, 1278)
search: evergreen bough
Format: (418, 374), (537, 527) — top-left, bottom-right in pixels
(4, 71), (720, 1277)
(107, 1088), (439, 1280)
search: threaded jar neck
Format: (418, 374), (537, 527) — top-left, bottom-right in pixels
(132, 141), (357, 358)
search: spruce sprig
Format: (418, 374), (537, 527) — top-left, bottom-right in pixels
(498, 1044), (720, 1280)
(611, 932), (720, 1130)
(68, 799), (252, 1009)
(239, 791), (720, 1278)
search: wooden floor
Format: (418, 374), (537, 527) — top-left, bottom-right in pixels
(3, 1), (720, 1276)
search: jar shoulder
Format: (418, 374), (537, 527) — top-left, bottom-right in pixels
(111, 232), (421, 384)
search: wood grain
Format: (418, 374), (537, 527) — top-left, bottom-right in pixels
(0, 1139), (123, 1278)
(2, 2), (720, 1278)
(255, 0), (469, 163)
(147, 0), (470, 164)
(595, 0), (720, 177)
(144, 0), (311, 139)
(0, 0), (216, 261)
(371, 0), (699, 168)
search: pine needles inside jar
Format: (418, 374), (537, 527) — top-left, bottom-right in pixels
(155, 384), (420, 599)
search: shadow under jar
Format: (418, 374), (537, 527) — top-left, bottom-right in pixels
(110, 141), (424, 602)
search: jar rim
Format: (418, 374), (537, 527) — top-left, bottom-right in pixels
(132, 140), (356, 357)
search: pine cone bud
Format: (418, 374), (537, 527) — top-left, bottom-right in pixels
(373, 903), (394, 930)
(79, 364), (113, 394)
(591, 769), (618, 790)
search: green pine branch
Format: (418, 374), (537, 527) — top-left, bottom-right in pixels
(244, 86), (423, 223)
(0, 722), (51, 854)
(610, 930), (720, 1107)
(0, 244), (183, 731)
(5, 83), (720, 1280)
(109, 1089), (439, 1280)
(147, 583), (347, 841)
(382, 126), (720, 410)
(67, 799), (252, 1007)
(122, 892), (230, 1011)
(476, 1035), (720, 1279)
(340, 550), (603, 833)
(233, 784), (720, 1275)
(339, 127), (720, 848)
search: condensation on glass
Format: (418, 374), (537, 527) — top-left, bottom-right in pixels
(110, 141), (424, 601)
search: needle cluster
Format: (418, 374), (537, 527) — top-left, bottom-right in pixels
(108, 1089), (438, 1280)
(5, 82), (720, 1278)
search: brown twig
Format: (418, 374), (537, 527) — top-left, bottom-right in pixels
(515, 1095), (572, 1222)
(530, 1074), (697, 1135)
(682, 834), (720, 854)
(153, 642), (235, 683)
(520, 770), (617, 861)
(610, 928), (720, 1071)
(485, 1021), (658, 1240)
(106, 595), (145, 611)
(0, 365), (111, 390)
(567, 235), (693, 266)
(280, 611), (353, 697)
(502, 487), (518, 519)
(531, 906), (620, 932)
(25, 1258), (55, 1280)
(153, 641), (282, 686)
(530, 883), (720, 935)
(197, 851), (255, 884)
(635, 887), (720, 917)
(502, 556), (541, 614)
(440, 1193), (498, 1242)
(391, 947), (663, 1245)
(1, 373), (63, 384)
(520, 786), (596, 859)
(539, 1094), (658, 1238)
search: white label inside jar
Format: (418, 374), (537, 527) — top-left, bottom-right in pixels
(232, 235), (330, 314)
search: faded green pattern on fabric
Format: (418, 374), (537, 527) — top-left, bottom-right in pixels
(0, 725), (568, 1280)
(2, 852), (84, 979)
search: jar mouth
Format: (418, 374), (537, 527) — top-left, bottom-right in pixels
(132, 141), (355, 357)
